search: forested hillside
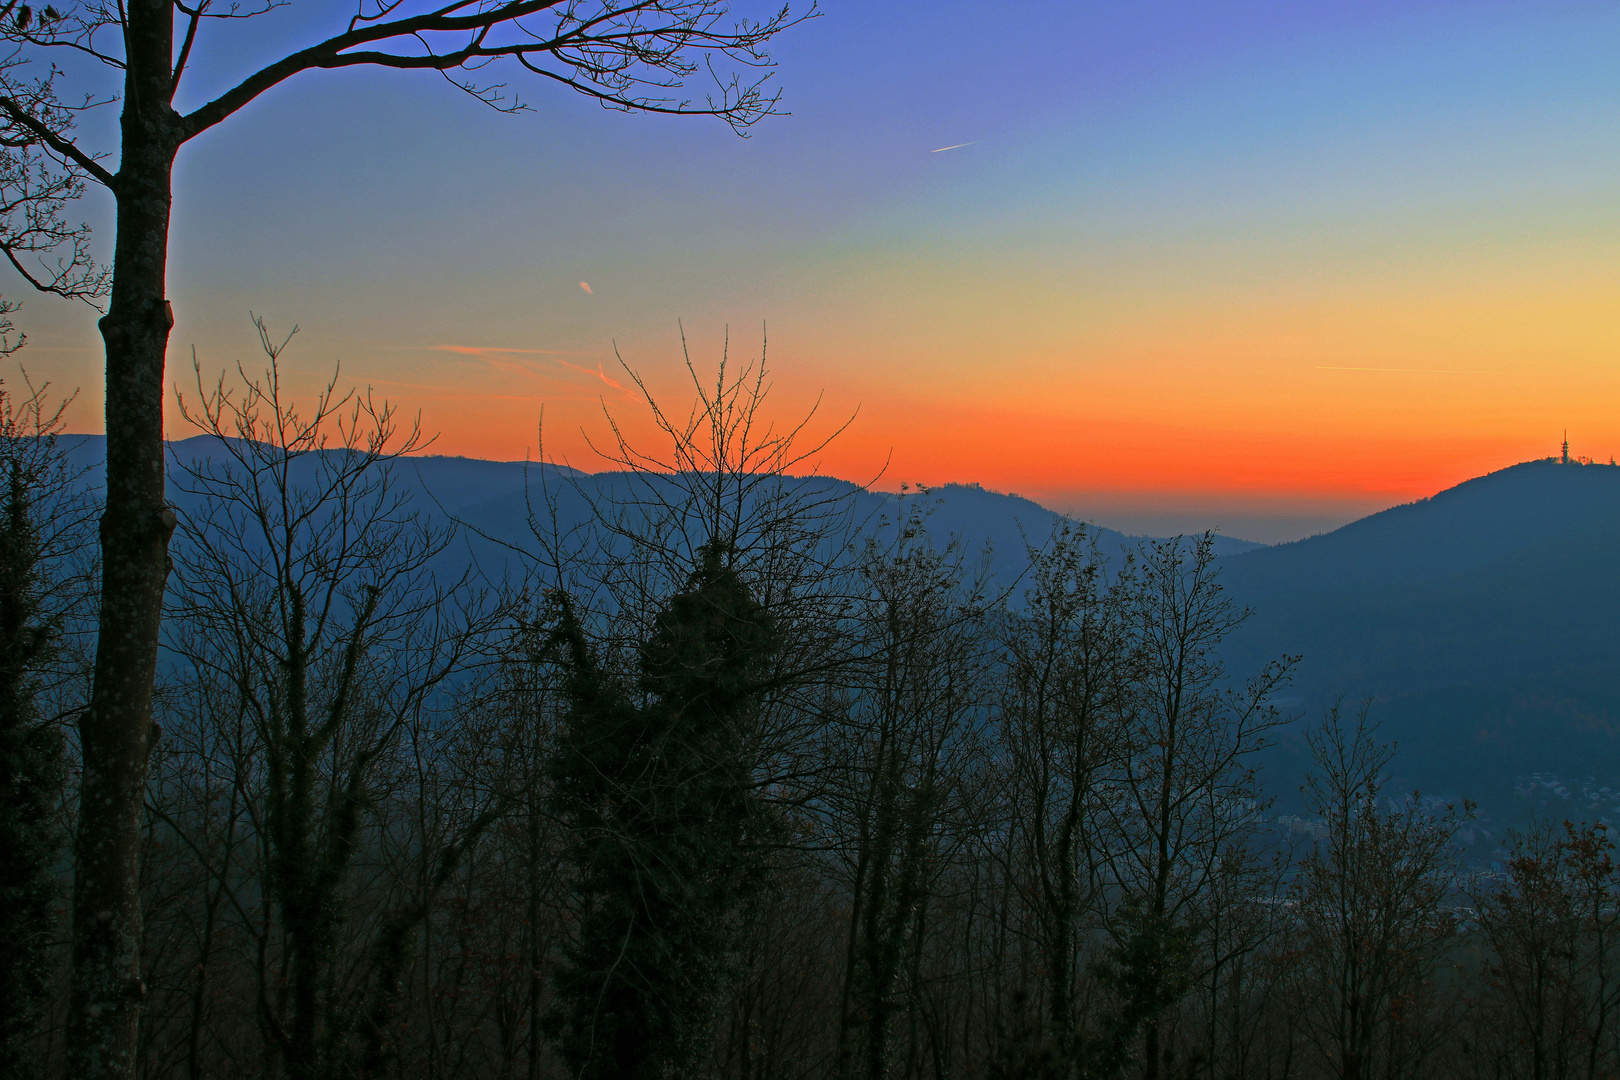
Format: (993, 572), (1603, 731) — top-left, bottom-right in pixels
(1220, 458), (1620, 816)
(61, 433), (1620, 820)
(10, 370), (1620, 1080)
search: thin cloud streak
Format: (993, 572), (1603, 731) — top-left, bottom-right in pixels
(560, 359), (624, 392)
(930, 141), (978, 153)
(427, 344), (629, 395)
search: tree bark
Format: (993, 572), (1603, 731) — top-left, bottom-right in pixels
(66, 6), (178, 1078)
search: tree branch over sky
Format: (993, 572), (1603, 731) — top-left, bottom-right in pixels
(0, 4), (813, 1078)
(1, 1), (806, 145)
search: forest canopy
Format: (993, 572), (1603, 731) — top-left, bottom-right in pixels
(1, 333), (1610, 1080)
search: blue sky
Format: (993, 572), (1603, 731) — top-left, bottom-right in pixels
(14, 0), (1620, 541)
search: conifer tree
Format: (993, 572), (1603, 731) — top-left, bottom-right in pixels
(546, 541), (779, 1080)
(0, 384), (70, 1078)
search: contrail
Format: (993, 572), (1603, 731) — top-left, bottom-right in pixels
(931, 141), (978, 153)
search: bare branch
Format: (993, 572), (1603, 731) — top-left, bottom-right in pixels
(180, 0), (814, 141)
(0, 92), (111, 185)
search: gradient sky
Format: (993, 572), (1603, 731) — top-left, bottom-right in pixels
(12, 0), (1620, 542)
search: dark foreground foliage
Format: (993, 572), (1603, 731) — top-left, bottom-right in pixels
(9, 348), (1620, 1080)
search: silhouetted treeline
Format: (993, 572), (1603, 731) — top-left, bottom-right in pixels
(10, 355), (1620, 1080)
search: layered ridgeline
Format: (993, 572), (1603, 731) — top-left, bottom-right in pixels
(393, 448), (1620, 823)
(1218, 458), (1620, 821)
(59, 434), (1260, 578)
(61, 436), (1620, 820)
(369, 449), (1266, 569)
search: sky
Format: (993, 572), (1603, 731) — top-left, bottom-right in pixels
(11, 0), (1620, 543)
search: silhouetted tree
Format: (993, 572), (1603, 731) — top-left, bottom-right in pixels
(0, 7), (812, 1072)
(536, 337), (851, 1080)
(1470, 820), (1620, 1080)
(831, 498), (992, 1080)
(167, 322), (496, 1080)
(1289, 702), (1464, 1080)
(0, 375), (89, 1078)
(1102, 534), (1292, 1079)
(545, 542), (780, 1079)
(997, 524), (1134, 1069)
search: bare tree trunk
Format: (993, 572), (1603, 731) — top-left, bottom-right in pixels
(187, 779), (243, 1080)
(525, 805), (545, 1080)
(837, 838), (873, 1080)
(67, 7), (178, 1077)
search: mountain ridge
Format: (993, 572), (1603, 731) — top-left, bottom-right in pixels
(59, 435), (1616, 817)
(1217, 457), (1620, 819)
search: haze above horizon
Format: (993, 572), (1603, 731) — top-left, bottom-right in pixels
(16, 0), (1620, 544)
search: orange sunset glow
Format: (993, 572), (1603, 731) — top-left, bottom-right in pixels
(13, 0), (1620, 542)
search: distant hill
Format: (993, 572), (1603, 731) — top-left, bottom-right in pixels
(1219, 458), (1620, 822)
(403, 465), (1266, 575)
(918, 482), (1266, 564)
(62, 435), (1266, 578)
(96, 434), (1620, 821)
(63, 435), (1620, 822)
